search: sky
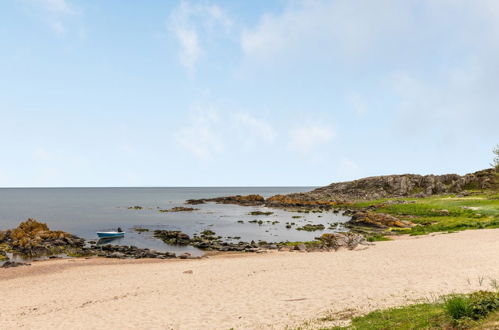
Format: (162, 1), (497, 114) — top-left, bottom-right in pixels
(0, 0), (498, 187)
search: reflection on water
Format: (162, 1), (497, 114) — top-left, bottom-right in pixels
(0, 187), (351, 256)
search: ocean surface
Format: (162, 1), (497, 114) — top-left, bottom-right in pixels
(0, 187), (350, 256)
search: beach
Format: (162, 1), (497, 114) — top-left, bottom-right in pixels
(1, 229), (498, 329)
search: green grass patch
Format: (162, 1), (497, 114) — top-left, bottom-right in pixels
(366, 234), (391, 242)
(349, 193), (499, 235)
(327, 290), (499, 330)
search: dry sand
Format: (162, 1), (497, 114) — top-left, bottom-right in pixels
(1, 229), (498, 329)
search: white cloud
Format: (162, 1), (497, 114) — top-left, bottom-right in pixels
(169, 1), (232, 72)
(231, 112), (276, 144)
(289, 124), (335, 153)
(174, 105), (224, 159)
(241, 0), (411, 63)
(174, 105), (276, 159)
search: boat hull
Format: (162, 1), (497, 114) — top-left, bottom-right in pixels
(97, 232), (125, 238)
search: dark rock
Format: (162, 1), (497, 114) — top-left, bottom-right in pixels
(277, 168), (497, 202)
(154, 230), (191, 245)
(2, 261), (30, 268)
(348, 212), (414, 228)
(158, 207), (199, 213)
(186, 194), (265, 206)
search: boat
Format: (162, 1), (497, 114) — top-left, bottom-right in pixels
(97, 231), (125, 238)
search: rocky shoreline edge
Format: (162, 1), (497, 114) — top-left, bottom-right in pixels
(0, 217), (377, 268)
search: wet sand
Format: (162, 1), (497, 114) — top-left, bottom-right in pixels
(1, 229), (498, 329)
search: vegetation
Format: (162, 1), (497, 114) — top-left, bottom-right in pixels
(492, 144), (499, 170)
(366, 234), (391, 242)
(345, 193), (499, 235)
(327, 290), (499, 330)
(128, 205), (143, 210)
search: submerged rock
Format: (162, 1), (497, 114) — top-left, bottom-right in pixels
(186, 194), (265, 206)
(158, 207), (199, 213)
(153, 230), (191, 245)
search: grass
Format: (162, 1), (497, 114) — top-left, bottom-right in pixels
(347, 193), (499, 235)
(323, 290), (499, 330)
(366, 234), (391, 242)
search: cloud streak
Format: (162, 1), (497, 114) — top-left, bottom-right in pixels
(169, 1), (232, 72)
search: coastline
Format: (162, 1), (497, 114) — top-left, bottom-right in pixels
(2, 228), (498, 329)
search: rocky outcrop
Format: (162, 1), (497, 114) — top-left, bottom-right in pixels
(0, 219), (85, 257)
(318, 233), (368, 250)
(186, 194), (265, 206)
(153, 230), (191, 245)
(347, 211), (414, 228)
(282, 169), (497, 202)
(88, 244), (177, 259)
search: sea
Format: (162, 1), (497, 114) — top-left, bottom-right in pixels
(0, 187), (351, 256)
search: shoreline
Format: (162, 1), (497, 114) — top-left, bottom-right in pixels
(2, 228), (498, 329)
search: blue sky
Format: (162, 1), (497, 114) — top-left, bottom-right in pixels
(0, 0), (498, 187)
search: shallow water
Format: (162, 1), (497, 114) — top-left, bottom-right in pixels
(0, 187), (350, 256)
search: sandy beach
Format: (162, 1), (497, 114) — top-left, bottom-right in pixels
(1, 229), (498, 329)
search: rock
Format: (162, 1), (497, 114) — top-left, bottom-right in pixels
(158, 207), (199, 213)
(318, 233), (367, 250)
(2, 261), (30, 268)
(295, 243), (307, 252)
(1, 219), (85, 257)
(274, 168), (496, 202)
(179, 253), (191, 259)
(269, 244), (278, 250)
(0, 250), (8, 261)
(296, 224), (325, 231)
(348, 211), (413, 228)
(186, 194), (265, 206)
(153, 230), (191, 245)
(107, 252), (125, 258)
(183, 270), (193, 274)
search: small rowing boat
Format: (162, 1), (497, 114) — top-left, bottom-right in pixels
(97, 231), (125, 238)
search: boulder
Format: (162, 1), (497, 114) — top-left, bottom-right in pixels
(348, 211), (413, 228)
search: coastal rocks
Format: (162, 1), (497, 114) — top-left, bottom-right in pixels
(158, 207), (199, 213)
(92, 244), (176, 259)
(296, 224), (325, 231)
(1, 261), (30, 268)
(153, 230), (191, 245)
(318, 233), (367, 250)
(265, 195), (337, 208)
(281, 168), (497, 202)
(186, 194), (265, 206)
(249, 211), (273, 216)
(348, 212), (414, 229)
(128, 206), (143, 210)
(0, 219), (85, 257)
(0, 250), (8, 261)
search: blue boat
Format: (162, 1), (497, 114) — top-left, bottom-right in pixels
(97, 231), (125, 238)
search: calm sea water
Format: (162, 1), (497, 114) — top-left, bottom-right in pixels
(0, 187), (350, 255)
